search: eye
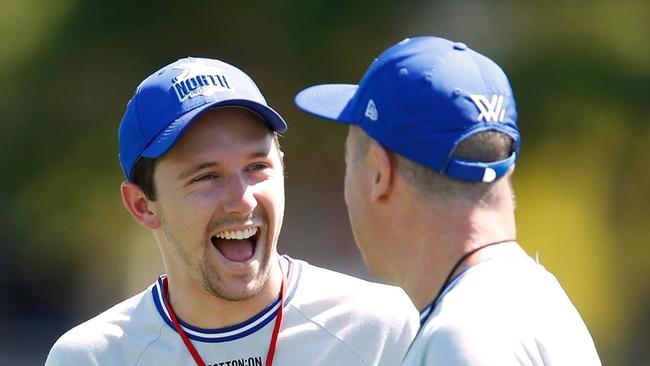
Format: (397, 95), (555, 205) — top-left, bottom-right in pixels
(248, 162), (270, 172)
(191, 173), (219, 183)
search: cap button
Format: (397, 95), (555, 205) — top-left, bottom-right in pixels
(453, 42), (467, 51)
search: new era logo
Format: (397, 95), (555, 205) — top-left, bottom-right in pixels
(365, 99), (378, 121)
(470, 94), (507, 122)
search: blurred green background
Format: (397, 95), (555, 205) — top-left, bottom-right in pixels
(1, 0), (648, 364)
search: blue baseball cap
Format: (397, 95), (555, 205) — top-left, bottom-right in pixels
(295, 36), (520, 183)
(119, 57), (287, 181)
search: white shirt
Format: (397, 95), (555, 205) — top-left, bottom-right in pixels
(46, 256), (419, 366)
(402, 245), (602, 366)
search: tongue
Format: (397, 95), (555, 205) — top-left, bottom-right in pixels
(213, 238), (254, 262)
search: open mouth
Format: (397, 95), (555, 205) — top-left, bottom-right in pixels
(211, 227), (260, 263)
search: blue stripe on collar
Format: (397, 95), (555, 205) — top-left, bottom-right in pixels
(152, 255), (302, 343)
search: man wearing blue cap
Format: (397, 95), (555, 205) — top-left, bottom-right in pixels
(295, 36), (601, 365)
(45, 57), (418, 365)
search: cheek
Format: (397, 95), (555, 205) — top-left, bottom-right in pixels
(271, 183), (285, 224)
(255, 178), (285, 224)
(343, 165), (355, 207)
(157, 193), (214, 234)
(173, 196), (215, 226)
(344, 170), (365, 230)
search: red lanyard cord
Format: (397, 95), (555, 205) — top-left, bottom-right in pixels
(265, 274), (285, 365)
(163, 279), (206, 366)
(162, 271), (286, 366)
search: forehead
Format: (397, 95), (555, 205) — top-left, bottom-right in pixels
(166, 107), (275, 160)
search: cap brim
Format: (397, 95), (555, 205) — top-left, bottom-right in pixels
(141, 99), (287, 159)
(294, 84), (358, 123)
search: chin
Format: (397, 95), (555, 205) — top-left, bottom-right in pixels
(201, 262), (273, 302)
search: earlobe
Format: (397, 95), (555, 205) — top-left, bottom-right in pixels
(120, 181), (161, 229)
(369, 141), (393, 203)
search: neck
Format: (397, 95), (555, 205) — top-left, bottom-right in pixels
(394, 201), (516, 310)
(165, 256), (285, 329)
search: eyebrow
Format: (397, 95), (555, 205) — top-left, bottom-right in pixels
(175, 149), (273, 180)
(177, 162), (219, 180)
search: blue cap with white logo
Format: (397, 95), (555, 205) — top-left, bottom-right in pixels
(119, 57), (287, 181)
(295, 36), (520, 182)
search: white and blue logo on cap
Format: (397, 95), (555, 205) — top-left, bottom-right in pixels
(295, 36), (520, 183)
(118, 57), (287, 181)
(171, 61), (233, 102)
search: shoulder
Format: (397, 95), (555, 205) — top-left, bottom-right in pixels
(412, 315), (599, 366)
(292, 258), (417, 323)
(407, 317), (526, 365)
(413, 254), (601, 365)
(46, 286), (162, 365)
(288, 258), (419, 365)
(438, 251), (584, 320)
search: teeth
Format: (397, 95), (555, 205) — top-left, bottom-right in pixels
(215, 227), (258, 240)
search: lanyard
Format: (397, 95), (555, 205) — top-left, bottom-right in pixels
(419, 239), (515, 328)
(162, 271), (287, 366)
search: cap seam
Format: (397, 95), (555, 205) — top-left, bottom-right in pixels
(132, 85), (148, 151)
(443, 49), (492, 170)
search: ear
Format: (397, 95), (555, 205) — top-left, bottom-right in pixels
(368, 140), (394, 203)
(120, 181), (161, 229)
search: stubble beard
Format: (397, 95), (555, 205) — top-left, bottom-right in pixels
(160, 212), (274, 302)
(198, 255), (273, 302)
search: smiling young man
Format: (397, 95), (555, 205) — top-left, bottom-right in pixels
(45, 57), (418, 366)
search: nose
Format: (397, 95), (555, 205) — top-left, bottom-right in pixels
(222, 175), (257, 216)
